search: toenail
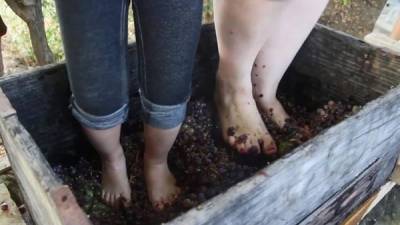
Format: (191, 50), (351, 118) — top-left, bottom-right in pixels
(248, 146), (260, 155)
(266, 144), (277, 155)
(236, 134), (248, 144)
(227, 127), (236, 136)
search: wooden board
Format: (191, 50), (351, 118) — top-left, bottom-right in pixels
(341, 182), (396, 225)
(0, 183), (26, 225)
(0, 88), (91, 225)
(0, 152), (10, 174)
(291, 25), (400, 105)
(166, 82), (400, 225)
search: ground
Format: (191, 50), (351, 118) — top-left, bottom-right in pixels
(319, 0), (387, 38)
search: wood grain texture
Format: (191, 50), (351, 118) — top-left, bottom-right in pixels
(291, 24), (400, 105)
(341, 182), (396, 225)
(166, 79), (400, 225)
(0, 88), (91, 225)
(50, 186), (92, 225)
(0, 154), (10, 174)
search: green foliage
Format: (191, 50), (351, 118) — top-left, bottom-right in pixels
(42, 0), (64, 61)
(0, 0), (64, 65)
(203, 0), (214, 23)
(0, 1), (36, 65)
(341, 0), (351, 5)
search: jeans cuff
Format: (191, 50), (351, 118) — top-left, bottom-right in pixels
(140, 91), (188, 129)
(70, 98), (128, 130)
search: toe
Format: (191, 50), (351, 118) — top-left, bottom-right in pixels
(248, 145), (260, 155)
(120, 196), (131, 208)
(110, 194), (118, 209)
(245, 138), (260, 155)
(101, 191), (106, 202)
(167, 190), (180, 205)
(265, 143), (278, 156)
(228, 136), (236, 146)
(153, 201), (165, 211)
(104, 192), (111, 206)
(162, 198), (172, 208)
(235, 143), (246, 154)
(260, 137), (277, 156)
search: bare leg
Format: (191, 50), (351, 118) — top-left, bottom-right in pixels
(252, 0), (329, 127)
(214, 0), (288, 155)
(82, 125), (131, 208)
(144, 124), (181, 210)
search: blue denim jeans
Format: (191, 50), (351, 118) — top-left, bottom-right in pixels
(55, 0), (203, 129)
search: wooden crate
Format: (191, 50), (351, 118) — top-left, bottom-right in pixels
(1, 24), (400, 225)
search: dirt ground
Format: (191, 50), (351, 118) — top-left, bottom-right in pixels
(320, 0), (387, 38)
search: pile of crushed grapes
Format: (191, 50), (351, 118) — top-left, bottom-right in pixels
(53, 96), (361, 225)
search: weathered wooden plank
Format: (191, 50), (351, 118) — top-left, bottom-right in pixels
(292, 24), (400, 105)
(0, 137), (10, 174)
(298, 161), (396, 225)
(0, 64), (84, 161)
(0, 153), (10, 174)
(0, 88), (91, 225)
(341, 193), (378, 225)
(50, 186), (92, 225)
(340, 182), (396, 225)
(166, 83), (400, 225)
(0, 86), (16, 119)
(390, 159), (400, 184)
(0, 183), (26, 225)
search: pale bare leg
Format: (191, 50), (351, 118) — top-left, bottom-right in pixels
(82, 125), (131, 208)
(252, 0), (329, 127)
(144, 124), (181, 211)
(214, 0), (288, 155)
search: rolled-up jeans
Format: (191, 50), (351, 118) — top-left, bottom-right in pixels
(54, 0), (203, 129)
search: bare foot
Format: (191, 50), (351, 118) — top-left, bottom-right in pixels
(144, 152), (180, 211)
(215, 74), (277, 155)
(256, 96), (289, 128)
(251, 62), (289, 127)
(100, 146), (131, 209)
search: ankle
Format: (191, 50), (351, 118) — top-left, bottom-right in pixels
(257, 95), (279, 105)
(217, 61), (252, 86)
(144, 150), (168, 166)
(216, 77), (253, 97)
(99, 144), (125, 164)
